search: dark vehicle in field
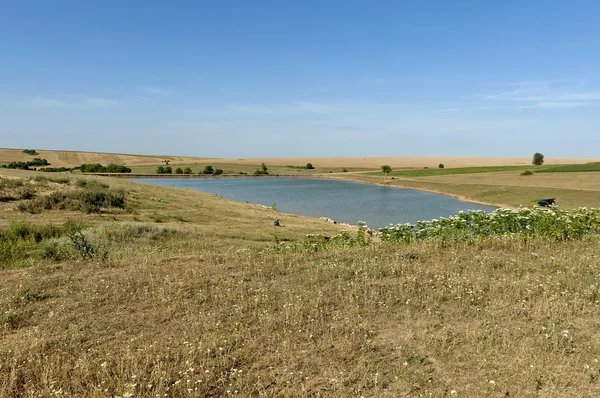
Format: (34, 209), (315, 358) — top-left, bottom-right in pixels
(538, 198), (556, 207)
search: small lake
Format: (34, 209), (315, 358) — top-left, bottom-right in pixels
(133, 177), (496, 229)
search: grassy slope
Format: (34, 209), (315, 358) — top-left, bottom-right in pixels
(0, 148), (214, 168)
(343, 170), (600, 209)
(2, 170), (600, 396)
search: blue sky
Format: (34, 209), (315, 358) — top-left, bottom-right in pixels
(1, 0), (599, 157)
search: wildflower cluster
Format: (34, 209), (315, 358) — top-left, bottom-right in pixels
(269, 222), (371, 253)
(379, 207), (600, 243)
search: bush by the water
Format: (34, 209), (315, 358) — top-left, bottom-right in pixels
(40, 167), (71, 172)
(253, 163), (269, 176)
(156, 166), (172, 174)
(78, 163), (131, 173)
(2, 158), (50, 170)
(202, 165), (214, 175)
(379, 207), (600, 243)
(275, 208), (600, 255)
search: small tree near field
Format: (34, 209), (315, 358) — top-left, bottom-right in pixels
(438, 163), (445, 169)
(381, 165), (392, 179)
(183, 167), (192, 174)
(261, 163), (268, 173)
(532, 152), (544, 166)
(175, 167), (183, 174)
(203, 165), (214, 175)
(156, 166), (165, 174)
(306, 163), (314, 169)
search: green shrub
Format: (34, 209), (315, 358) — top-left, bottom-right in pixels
(70, 189), (126, 214)
(6, 158), (50, 169)
(79, 163), (104, 173)
(22, 149), (39, 155)
(202, 165), (214, 175)
(105, 164), (131, 173)
(40, 167), (71, 172)
(78, 163), (131, 173)
(183, 167), (192, 174)
(17, 182), (125, 214)
(29, 158), (49, 166)
(521, 170), (533, 176)
(6, 162), (31, 170)
(175, 167), (183, 174)
(342, 168), (348, 172)
(533, 152), (544, 166)
(306, 163), (314, 169)
(0, 220), (70, 267)
(438, 163), (445, 169)
(66, 228), (102, 260)
(39, 240), (68, 261)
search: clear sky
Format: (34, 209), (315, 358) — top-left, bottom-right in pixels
(1, 0), (599, 158)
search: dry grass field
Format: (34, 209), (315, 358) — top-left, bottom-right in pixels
(2, 169), (600, 397)
(1, 147), (598, 169)
(218, 156), (598, 169)
(0, 148), (216, 168)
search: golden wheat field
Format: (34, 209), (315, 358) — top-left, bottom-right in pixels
(1, 147), (598, 169)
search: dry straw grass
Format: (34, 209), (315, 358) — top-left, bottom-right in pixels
(2, 169), (600, 397)
(2, 147), (598, 168)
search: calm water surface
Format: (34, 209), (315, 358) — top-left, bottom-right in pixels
(133, 178), (495, 229)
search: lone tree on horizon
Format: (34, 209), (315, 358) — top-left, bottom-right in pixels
(381, 165), (392, 179)
(532, 152), (545, 166)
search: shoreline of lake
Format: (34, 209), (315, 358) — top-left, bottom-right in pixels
(97, 172), (508, 210)
(130, 177), (497, 230)
(321, 174), (514, 210)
